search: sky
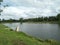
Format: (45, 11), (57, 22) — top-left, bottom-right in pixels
(0, 0), (60, 19)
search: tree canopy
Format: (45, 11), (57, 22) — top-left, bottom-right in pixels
(0, 0), (3, 15)
(0, 0), (3, 2)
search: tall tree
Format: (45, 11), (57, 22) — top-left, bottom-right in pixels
(57, 14), (60, 20)
(0, 0), (3, 2)
(57, 14), (60, 23)
(19, 18), (23, 23)
(0, 0), (3, 15)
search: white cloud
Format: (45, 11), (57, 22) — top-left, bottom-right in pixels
(2, 6), (36, 19)
(0, 0), (60, 19)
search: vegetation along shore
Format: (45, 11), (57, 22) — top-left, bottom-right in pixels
(0, 24), (60, 45)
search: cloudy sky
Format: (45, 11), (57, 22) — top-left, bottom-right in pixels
(0, 0), (60, 19)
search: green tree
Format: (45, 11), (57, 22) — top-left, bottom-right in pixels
(0, 0), (3, 15)
(57, 14), (60, 23)
(0, 0), (3, 2)
(44, 17), (48, 21)
(57, 14), (60, 20)
(19, 18), (23, 23)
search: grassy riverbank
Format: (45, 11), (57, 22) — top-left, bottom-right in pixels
(0, 24), (60, 45)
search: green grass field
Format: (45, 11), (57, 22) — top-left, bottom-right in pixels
(0, 24), (60, 45)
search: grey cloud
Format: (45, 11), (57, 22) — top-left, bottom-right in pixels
(0, 0), (60, 19)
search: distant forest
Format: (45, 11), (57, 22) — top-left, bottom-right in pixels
(0, 13), (60, 23)
(22, 14), (60, 22)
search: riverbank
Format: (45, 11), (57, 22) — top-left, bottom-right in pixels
(0, 21), (58, 24)
(23, 21), (58, 24)
(0, 24), (60, 45)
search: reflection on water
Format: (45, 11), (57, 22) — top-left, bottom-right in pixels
(4, 23), (60, 41)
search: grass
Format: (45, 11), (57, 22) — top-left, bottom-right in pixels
(0, 24), (60, 45)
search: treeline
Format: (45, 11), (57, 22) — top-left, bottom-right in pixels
(0, 19), (19, 23)
(0, 14), (60, 23)
(23, 14), (60, 23)
(23, 16), (57, 22)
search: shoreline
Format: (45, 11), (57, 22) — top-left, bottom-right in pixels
(0, 24), (60, 45)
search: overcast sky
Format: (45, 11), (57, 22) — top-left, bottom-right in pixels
(0, 0), (60, 19)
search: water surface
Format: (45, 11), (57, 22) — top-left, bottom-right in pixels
(4, 23), (60, 41)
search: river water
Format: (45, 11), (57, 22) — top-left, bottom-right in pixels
(4, 23), (60, 41)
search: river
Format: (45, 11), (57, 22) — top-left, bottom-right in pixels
(4, 23), (60, 41)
